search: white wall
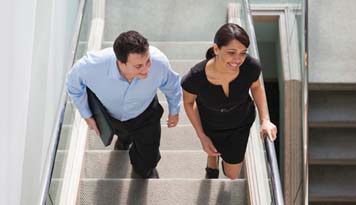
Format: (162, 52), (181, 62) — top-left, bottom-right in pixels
(0, 0), (35, 204)
(309, 0), (356, 83)
(0, 0), (80, 204)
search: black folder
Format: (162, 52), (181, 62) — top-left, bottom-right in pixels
(86, 88), (114, 146)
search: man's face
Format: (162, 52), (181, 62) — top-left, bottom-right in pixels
(119, 51), (152, 80)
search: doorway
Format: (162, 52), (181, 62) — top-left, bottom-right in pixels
(253, 18), (281, 163)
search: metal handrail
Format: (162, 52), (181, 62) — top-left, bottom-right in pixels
(39, 0), (86, 204)
(242, 0), (284, 204)
(302, 0), (309, 204)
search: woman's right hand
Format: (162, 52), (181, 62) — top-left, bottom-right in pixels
(198, 134), (220, 157)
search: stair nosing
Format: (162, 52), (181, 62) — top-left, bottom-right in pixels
(309, 121), (356, 128)
(102, 40), (213, 44)
(309, 159), (356, 165)
(309, 196), (356, 202)
(80, 178), (245, 182)
(309, 83), (356, 91)
(84, 150), (204, 153)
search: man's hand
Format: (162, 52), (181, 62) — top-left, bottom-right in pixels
(166, 114), (179, 128)
(85, 117), (100, 136)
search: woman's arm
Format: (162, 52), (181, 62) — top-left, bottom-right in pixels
(182, 89), (220, 156)
(250, 79), (278, 141)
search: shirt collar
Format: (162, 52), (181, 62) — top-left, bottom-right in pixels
(108, 58), (127, 81)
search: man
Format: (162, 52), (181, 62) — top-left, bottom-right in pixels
(66, 31), (182, 178)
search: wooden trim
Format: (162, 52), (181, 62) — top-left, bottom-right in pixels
(253, 15), (279, 22)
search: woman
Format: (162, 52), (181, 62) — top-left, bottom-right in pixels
(181, 23), (277, 179)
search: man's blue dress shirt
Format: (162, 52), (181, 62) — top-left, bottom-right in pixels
(66, 46), (182, 121)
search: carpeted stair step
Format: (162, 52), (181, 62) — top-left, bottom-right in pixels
(77, 41), (209, 67)
(161, 101), (190, 125)
(309, 128), (356, 165)
(309, 91), (356, 125)
(103, 0), (237, 42)
(87, 125), (200, 150)
(309, 165), (356, 203)
(102, 41), (211, 60)
(81, 150), (224, 179)
(310, 203), (356, 205)
(78, 178), (246, 205)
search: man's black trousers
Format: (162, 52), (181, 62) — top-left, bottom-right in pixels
(109, 96), (163, 178)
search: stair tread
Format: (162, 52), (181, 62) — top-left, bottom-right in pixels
(103, 0), (235, 42)
(309, 159), (356, 165)
(87, 125), (201, 150)
(309, 128), (356, 162)
(161, 101), (190, 125)
(309, 121), (356, 128)
(310, 196), (356, 202)
(309, 91), (356, 122)
(309, 165), (356, 198)
(81, 150), (229, 179)
(103, 41), (211, 60)
(78, 178), (246, 205)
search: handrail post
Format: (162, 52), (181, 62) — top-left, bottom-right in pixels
(302, 0), (309, 204)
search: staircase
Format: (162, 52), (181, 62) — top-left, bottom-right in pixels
(308, 90), (356, 204)
(78, 118), (246, 204)
(45, 0), (283, 204)
(308, 0), (356, 204)
(75, 0), (250, 204)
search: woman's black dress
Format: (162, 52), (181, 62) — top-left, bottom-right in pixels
(181, 55), (261, 164)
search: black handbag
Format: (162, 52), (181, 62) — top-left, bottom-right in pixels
(86, 87), (114, 146)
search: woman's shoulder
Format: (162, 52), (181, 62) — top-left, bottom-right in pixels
(242, 55), (262, 69)
(183, 59), (207, 79)
(181, 59), (207, 93)
(190, 59), (207, 75)
(241, 54), (262, 83)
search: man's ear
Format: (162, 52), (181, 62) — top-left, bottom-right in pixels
(117, 60), (125, 68)
(213, 43), (219, 56)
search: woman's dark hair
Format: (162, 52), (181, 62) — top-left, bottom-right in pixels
(206, 23), (250, 60)
(113, 30), (149, 63)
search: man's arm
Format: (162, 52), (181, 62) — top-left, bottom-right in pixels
(66, 63), (92, 118)
(66, 63), (100, 135)
(159, 60), (182, 128)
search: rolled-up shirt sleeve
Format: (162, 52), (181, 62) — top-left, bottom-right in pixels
(159, 59), (182, 115)
(66, 63), (92, 119)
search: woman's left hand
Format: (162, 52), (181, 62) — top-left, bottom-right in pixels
(260, 120), (278, 141)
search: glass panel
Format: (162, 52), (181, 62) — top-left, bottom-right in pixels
(46, 0), (93, 204)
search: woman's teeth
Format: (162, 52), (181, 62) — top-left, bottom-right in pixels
(228, 63), (238, 67)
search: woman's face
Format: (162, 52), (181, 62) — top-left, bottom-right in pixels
(214, 39), (247, 72)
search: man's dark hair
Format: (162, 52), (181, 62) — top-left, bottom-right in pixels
(113, 30), (149, 63)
